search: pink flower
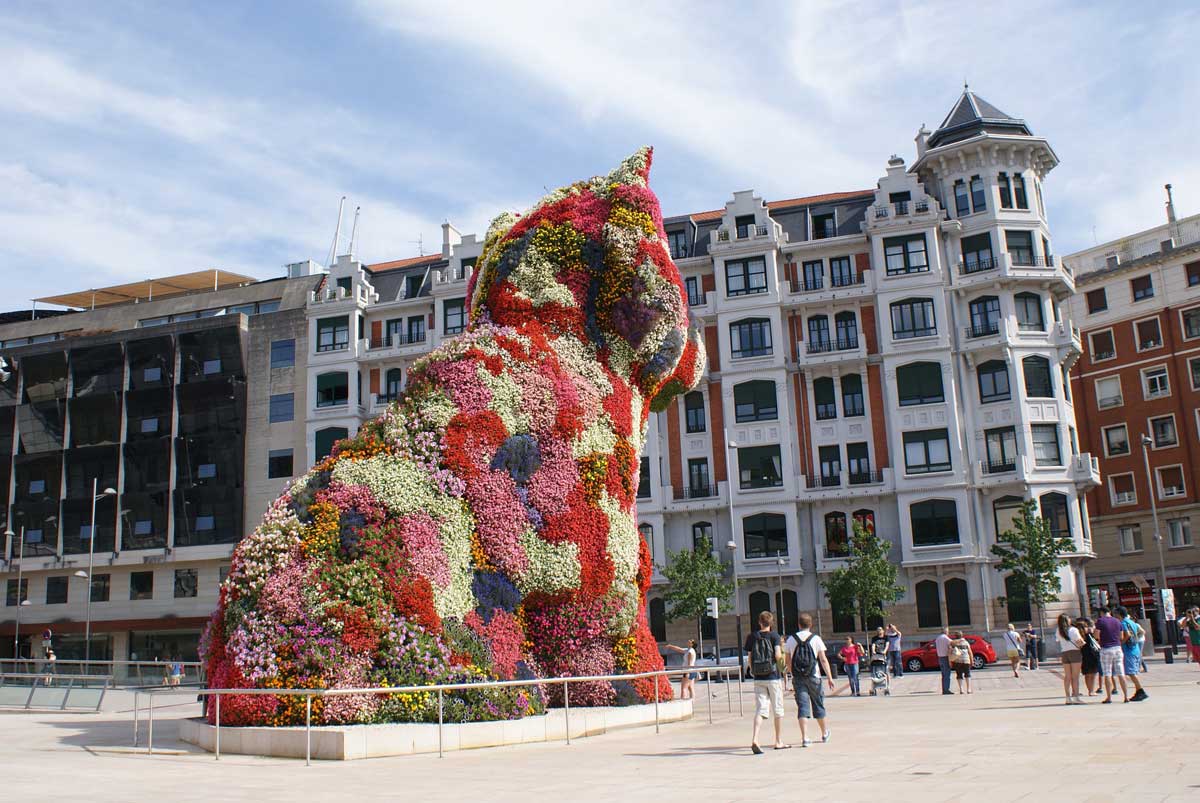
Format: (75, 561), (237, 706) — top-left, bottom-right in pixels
(398, 512), (451, 588)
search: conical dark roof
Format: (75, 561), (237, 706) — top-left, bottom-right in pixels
(927, 89), (1032, 149)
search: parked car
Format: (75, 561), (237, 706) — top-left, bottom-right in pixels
(901, 635), (996, 671)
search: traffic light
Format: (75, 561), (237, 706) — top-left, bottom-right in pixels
(705, 596), (719, 619)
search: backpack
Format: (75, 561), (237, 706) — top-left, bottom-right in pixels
(790, 633), (817, 677)
(749, 633), (777, 678)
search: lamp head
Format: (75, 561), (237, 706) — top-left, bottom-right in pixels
(1141, 434), (1153, 446)
(725, 539), (737, 551)
(73, 570), (89, 579)
(102, 487), (117, 496)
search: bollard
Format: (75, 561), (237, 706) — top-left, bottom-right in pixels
(563, 680), (570, 745)
(305, 694), (312, 766)
(148, 694), (154, 755)
(437, 689), (444, 758)
(653, 674), (660, 734)
(215, 694), (221, 761)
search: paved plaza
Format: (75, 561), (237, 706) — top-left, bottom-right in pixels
(2, 660), (1198, 802)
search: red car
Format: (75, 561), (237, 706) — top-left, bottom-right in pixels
(902, 635), (996, 672)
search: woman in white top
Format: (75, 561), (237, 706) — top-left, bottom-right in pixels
(1003, 623), (1023, 678)
(1054, 614), (1085, 704)
(665, 640), (698, 699)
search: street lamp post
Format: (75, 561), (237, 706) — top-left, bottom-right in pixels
(775, 553), (786, 635)
(75, 480), (117, 667)
(723, 430), (744, 678)
(7, 526), (28, 659)
(1140, 434), (1174, 652)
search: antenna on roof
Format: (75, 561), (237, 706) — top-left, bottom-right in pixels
(410, 235), (425, 256)
(327, 196), (346, 267)
(348, 206), (361, 259)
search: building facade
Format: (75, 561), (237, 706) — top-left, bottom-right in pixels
(1, 270), (319, 662)
(1067, 196), (1200, 638)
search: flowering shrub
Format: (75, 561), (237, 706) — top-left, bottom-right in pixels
(203, 149), (702, 724)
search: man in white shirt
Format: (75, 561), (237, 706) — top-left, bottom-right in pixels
(785, 613), (835, 747)
(934, 627), (953, 695)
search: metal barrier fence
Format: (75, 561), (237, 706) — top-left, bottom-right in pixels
(0, 672), (111, 712)
(135, 664), (746, 765)
(0, 659), (203, 688)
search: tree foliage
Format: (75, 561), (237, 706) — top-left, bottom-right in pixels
(991, 499), (1071, 611)
(657, 537), (733, 623)
(820, 522), (904, 628)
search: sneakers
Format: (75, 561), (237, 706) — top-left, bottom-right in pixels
(822, 730), (831, 744)
(1131, 689), (1148, 702)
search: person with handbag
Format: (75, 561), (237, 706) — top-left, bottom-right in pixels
(1076, 618), (1101, 695)
(1003, 623), (1023, 678)
(949, 632), (974, 694)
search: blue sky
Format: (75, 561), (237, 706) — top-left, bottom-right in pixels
(3, 1), (1198, 308)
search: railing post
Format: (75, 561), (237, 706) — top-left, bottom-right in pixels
(133, 690), (139, 747)
(726, 667), (732, 713)
(738, 664), (744, 717)
(305, 694), (312, 766)
(563, 680), (570, 745)
(706, 670), (713, 724)
(148, 694), (154, 755)
(653, 673), (660, 734)
(437, 689), (444, 758)
(215, 694), (221, 761)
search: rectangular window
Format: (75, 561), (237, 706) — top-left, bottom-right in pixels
(812, 213), (835, 240)
(46, 576), (68, 604)
(268, 392), (294, 423)
(818, 445), (841, 486)
(1158, 465), (1186, 499)
(1190, 357), (1200, 390)
(998, 172), (1013, 208)
(684, 392), (705, 433)
(883, 235), (929, 275)
(1015, 294), (1045, 331)
(808, 316), (830, 350)
(977, 361), (1010, 403)
(898, 362), (944, 406)
(911, 500), (960, 547)
(1103, 424), (1130, 457)
(1151, 415), (1178, 447)
(444, 298), (467, 335)
(270, 339), (296, 368)
(29, 479), (46, 494)
(1143, 366), (1170, 399)
(1188, 262), (1200, 287)
(196, 463), (217, 480)
(1006, 230), (1035, 266)
(1167, 519), (1192, 548)
(984, 427), (1019, 473)
(1086, 288), (1108, 314)
(6, 578), (29, 607)
(1136, 318), (1162, 350)
(1014, 173), (1028, 209)
(1023, 358), (1054, 398)
(1182, 308), (1200, 340)
(316, 316), (350, 352)
(140, 417), (159, 434)
(735, 214), (755, 239)
(668, 230), (689, 260)
(725, 257), (768, 297)
(970, 175), (986, 212)
(961, 233), (994, 273)
(729, 319), (772, 358)
(890, 299), (936, 339)
(813, 378), (837, 420)
(684, 276), (703, 306)
(143, 366), (163, 383)
(268, 449), (294, 479)
(738, 445), (783, 489)
(829, 256), (855, 287)
(1130, 274), (1154, 302)
(688, 458), (711, 494)
(734, 381), (777, 423)
(174, 569), (198, 599)
(1119, 524), (1143, 554)
(90, 573), (110, 603)
(1111, 473), (1137, 506)
(801, 260), (823, 291)
(743, 514), (788, 559)
(846, 442), (871, 483)
(407, 316), (426, 343)
(1031, 424), (1061, 466)
(316, 372), (349, 407)
(637, 457), (651, 499)
(954, 180), (970, 217)
(1089, 330), (1115, 361)
(1095, 375), (1123, 409)
(903, 429), (951, 474)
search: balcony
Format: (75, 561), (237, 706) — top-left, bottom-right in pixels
(800, 334), (865, 366)
(848, 469), (884, 486)
(983, 457), (1017, 475)
(800, 469), (894, 499)
(867, 198), (934, 225)
(964, 321), (1001, 340)
(959, 256), (998, 276)
(973, 455), (1028, 487)
(362, 332), (429, 360)
(665, 481), (728, 512)
(806, 335), (859, 355)
(786, 270), (872, 308)
(713, 223), (774, 247)
(952, 252), (1074, 295)
(1071, 453), (1102, 488)
(309, 284), (370, 306)
(374, 392), (401, 408)
(674, 484), (718, 501)
(1052, 320), (1083, 364)
(807, 474), (842, 490)
(816, 543), (852, 572)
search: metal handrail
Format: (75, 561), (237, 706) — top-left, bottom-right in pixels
(0, 672), (111, 712)
(135, 664), (745, 765)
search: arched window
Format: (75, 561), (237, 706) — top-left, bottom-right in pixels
(824, 512), (848, 557)
(1023, 355), (1053, 398)
(807, 315), (831, 352)
(896, 361), (944, 405)
(977, 360), (1010, 403)
(1005, 575), (1032, 624)
(841, 374), (864, 417)
(684, 391), (706, 433)
(834, 311), (858, 349)
(314, 426), (348, 461)
(749, 590), (772, 626)
(734, 380), (777, 422)
(853, 509), (875, 537)
(945, 578), (971, 626)
(692, 521), (713, 551)
(773, 589), (799, 635)
(743, 513), (787, 559)
(890, 298), (936, 339)
(385, 367), (403, 400)
(638, 523), (654, 560)
(910, 499), (959, 547)
(993, 495), (1025, 541)
(1015, 292), (1045, 331)
(1040, 492), (1070, 541)
(831, 597), (856, 633)
(916, 579), (942, 628)
(730, 318), (772, 358)
(967, 295), (1001, 337)
(649, 598), (667, 642)
(813, 377), (836, 419)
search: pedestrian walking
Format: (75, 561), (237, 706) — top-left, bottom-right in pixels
(869, 627), (888, 665)
(1003, 623), (1023, 678)
(1181, 608), (1200, 673)
(838, 636), (862, 697)
(1023, 623), (1039, 670)
(664, 640), (697, 699)
(1094, 606), (1128, 704)
(935, 627), (953, 695)
(1076, 617), (1101, 695)
(1054, 614), (1085, 704)
(785, 613), (834, 747)
(1116, 606), (1148, 702)
(745, 611), (788, 754)
(949, 631), (973, 695)
(884, 623), (904, 678)
(43, 648), (57, 686)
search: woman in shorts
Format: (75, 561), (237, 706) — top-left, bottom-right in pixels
(949, 632), (974, 694)
(1003, 623), (1023, 678)
(1076, 618), (1101, 695)
(1054, 614), (1085, 704)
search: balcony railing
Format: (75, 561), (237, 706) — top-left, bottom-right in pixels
(965, 322), (1001, 339)
(674, 484), (719, 501)
(848, 470), (883, 486)
(823, 544), (851, 559)
(830, 272), (865, 288)
(806, 335), (859, 355)
(375, 393), (401, 406)
(368, 333), (427, 350)
(807, 474), (842, 489)
(791, 277), (823, 293)
(960, 257), (997, 275)
(1010, 254), (1055, 268)
(984, 458), (1017, 475)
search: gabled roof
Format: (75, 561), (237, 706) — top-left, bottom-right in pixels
(927, 88), (1032, 149)
(366, 254), (445, 274)
(672, 189), (875, 225)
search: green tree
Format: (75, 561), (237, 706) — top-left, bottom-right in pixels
(657, 537), (733, 633)
(991, 499), (1072, 636)
(820, 522), (904, 633)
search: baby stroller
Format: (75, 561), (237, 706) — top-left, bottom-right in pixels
(868, 650), (891, 696)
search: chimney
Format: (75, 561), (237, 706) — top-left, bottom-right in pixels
(915, 125), (930, 159)
(1165, 183), (1182, 246)
(442, 221), (462, 259)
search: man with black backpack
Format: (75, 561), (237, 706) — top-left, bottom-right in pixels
(744, 610), (788, 754)
(785, 613), (834, 747)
